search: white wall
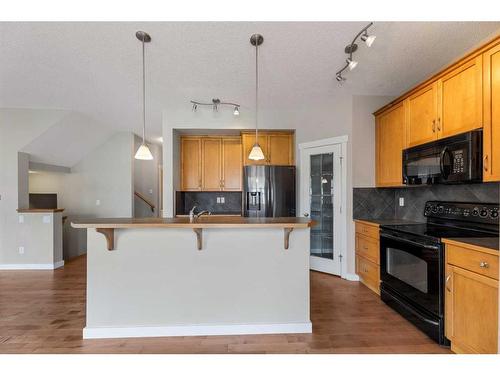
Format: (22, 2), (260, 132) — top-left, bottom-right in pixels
(0, 108), (68, 264)
(133, 135), (162, 218)
(28, 132), (136, 259)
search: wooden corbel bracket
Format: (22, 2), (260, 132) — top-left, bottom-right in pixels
(193, 228), (203, 250)
(284, 227), (293, 250)
(96, 228), (115, 250)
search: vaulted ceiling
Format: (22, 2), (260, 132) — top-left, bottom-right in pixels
(1, 22), (499, 143)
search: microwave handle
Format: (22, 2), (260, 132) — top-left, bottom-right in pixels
(439, 146), (450, 180)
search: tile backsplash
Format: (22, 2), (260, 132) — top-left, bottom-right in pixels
(354, 183), (500, 222)
(176, 191), (242, 216)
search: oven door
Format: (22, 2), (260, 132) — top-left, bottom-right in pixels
(380, 231), (443, 316)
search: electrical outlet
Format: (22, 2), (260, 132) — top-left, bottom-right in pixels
(18, 246), (24, 255)
(149, 189), (153, 194)
(399, 197), (405, 207)
(216, 197), (221, 204)
(19, 215), (24, 224)
(96, 199), (101, 206)
(220, 197), (225, 204)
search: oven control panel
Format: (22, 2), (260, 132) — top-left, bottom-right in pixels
(424, 201), (499, 224)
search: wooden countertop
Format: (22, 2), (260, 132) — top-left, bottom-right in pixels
(71, 216), (313, 229)
(17, 208), (65, 213)
(442, 237), (499, 254)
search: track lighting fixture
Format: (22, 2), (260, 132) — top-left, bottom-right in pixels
(346, 58), (358, 70)
(361, 32), (376, 47)
(190, 98), (240, 116)
(335, 22), (376, 83)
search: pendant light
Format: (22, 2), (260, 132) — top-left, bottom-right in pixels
(134, 31), (154, 161)
(248, 33), (265, 161)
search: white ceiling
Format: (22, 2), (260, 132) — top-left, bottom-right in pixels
(1, 22), (499, 143)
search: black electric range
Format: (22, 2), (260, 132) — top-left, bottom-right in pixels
(379, 201), (499, 346)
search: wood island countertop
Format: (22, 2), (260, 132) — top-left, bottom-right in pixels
(71, 216), (314, 229)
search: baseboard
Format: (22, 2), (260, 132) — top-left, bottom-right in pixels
(83, 321), (313, 339)
(0, 261), (64, 270)
(343, 273), (360, 281)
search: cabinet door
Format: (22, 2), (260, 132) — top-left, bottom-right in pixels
(242, 133), (269, 166)
(268, 134), (294, 165)
(201, 138), (222, 191)
(222, 137), (242, 191)
(406, 83), (438, 147)
(181, 137), (202, 191)
(376, 103), (406, 187)
(438, 56), (483, 138)
(446, 265), (498, 354)
(483, 44), (500, 182)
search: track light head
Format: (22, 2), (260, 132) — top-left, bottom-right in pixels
(346, 58), (358, 71)
(361, 33), (376, 47)
(233, 106), (240, 116)
(336, 73), (345, 82)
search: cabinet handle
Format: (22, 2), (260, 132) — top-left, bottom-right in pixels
(437, 117), (441, 131)
(363, 245), (368, 250)
(432, 119), (436, 133)
(445, 274), (451, 292)
(199, 179), (202, 188)
(484, 155), (489, 172)
(479, 261), (489, 269)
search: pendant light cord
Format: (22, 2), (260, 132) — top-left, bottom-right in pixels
(255, 39), (259, 145)
(142, 37), (146, 144)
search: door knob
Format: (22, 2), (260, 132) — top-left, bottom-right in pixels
(304, 213), (309, 217)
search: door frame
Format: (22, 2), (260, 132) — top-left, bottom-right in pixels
(298, 135), (348, 278)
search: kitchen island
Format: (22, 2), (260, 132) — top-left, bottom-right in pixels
(72, 217), (313, 339)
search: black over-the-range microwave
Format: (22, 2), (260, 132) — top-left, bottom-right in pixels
(402, 130), (483, 185)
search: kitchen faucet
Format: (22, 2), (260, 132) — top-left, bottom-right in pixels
(189, 206), (211, 222)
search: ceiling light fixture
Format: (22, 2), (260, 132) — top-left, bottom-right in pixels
(190, 98), (240, 116)
(248, 33), (265, 161)
(134, 31), (154, 161)
(335, 22), (376, 83)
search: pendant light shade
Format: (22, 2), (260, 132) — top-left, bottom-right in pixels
(135, 143), (154, 160)
(248, 33), (265, 161)
(134, 31), (154, 161)
(249, 144), (265, 160)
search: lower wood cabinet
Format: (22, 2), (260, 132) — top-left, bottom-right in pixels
(355, 220), (380, 295)
(181, 136), (242, 191)
(444, 240), (499, 354)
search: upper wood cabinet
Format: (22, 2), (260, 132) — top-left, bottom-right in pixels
(375, 103), (406, 187)
(181, 137), (202, 191)
(181, 136), (242, 191)
(437, 56), (483, 138)
(241, 131), (294, 166)
(221, 137), (243, 191)
(405, 83), (438, 147)
(201, 138), (222, 191)
(483, 43), (500, 182)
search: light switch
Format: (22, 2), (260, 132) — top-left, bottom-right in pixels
(19, 246), (24, 255)
(43, 215), (51, 224)
(19, 215), (24, 224)
(216, 197), (221, 204)
(221, 197), (225, 204)
(149, 189), (153, 194)
(96, 199), (101, 206)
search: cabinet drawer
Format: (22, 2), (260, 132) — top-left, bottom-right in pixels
(447, 244), (498, 280)
(355, 221), (379, 239)
(356, 255), (380, 294)
(355, 234), (380, 264)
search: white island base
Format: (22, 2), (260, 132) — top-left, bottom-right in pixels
(76, 218), (312, 339)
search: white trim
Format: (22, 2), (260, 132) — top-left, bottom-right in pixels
(298, 135), (349, 150)
(0, 261), (64, 270)
(343, 273), (360, 282)
(83, 322), (313, 339)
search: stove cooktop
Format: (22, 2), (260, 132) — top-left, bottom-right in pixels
(381, 223), (498, 241)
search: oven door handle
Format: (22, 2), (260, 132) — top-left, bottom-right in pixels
(381, 233), (440, 250)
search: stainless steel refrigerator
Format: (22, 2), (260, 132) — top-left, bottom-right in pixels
(243, 166), (296, 217)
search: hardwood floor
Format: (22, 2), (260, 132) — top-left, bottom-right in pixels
(0, 255), (450, 354)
